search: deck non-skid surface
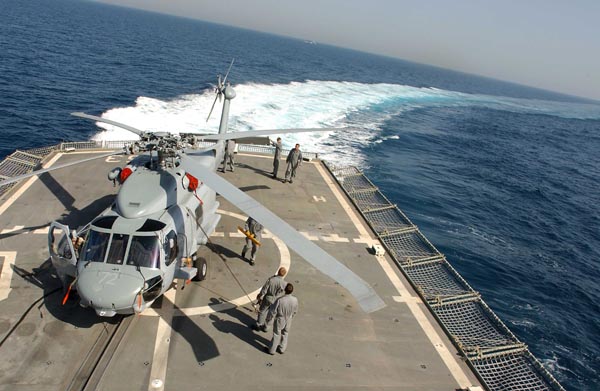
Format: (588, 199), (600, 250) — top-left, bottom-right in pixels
(0, 151), (480, 390)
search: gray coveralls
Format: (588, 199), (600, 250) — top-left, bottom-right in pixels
(284, 148), (302, 182)
(241, 217), (263, 264)
(221, 139), (235, 172)
(268, 294), (298, 354)
(272, 140), (282, 178)
(255, 275), (286, 329)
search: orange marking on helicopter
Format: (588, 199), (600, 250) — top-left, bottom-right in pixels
(62, 284), (72, 305)
(137, 291), (143, 314)
(119, 166), (134, 182)
(193, 191), (204, 205)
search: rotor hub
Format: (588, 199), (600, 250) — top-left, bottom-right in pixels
(224, 85), (236, 100)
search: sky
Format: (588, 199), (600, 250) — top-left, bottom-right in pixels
(95, 0), (600, 101)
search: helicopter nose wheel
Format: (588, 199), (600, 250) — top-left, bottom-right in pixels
(192, 254), (207, 281)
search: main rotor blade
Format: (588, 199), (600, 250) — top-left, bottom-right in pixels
(221, 58), (235, 87)
(0, 151), (123, 187)
(198, 127), (346, 141)
(71, 112), (144, 136)
(180, 155), (385, 313)
(206, 93), (219, 122)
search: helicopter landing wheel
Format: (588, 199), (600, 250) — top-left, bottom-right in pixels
(193, 256), (207, 281)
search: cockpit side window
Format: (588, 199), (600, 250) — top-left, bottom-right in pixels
(80, 231), (110, 263)
(127, 236), (160, 269)
(164, 231), (178, 266)
(106, 234), (129, 265)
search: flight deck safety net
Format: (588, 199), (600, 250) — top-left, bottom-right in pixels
(0, 145), (59, 197)
(325, 163), (566, 391)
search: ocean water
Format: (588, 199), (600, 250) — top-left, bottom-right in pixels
(1, 0), (599, 389)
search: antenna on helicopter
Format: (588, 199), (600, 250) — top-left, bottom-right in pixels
(206, 58), (235, 122)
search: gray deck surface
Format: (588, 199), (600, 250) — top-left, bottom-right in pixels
(0, 151), (481, 391)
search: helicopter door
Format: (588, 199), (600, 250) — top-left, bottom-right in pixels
(48, 222), (78, 287)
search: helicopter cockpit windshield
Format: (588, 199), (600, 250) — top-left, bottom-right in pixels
(80, 230), (160, 268)
(127, 235), (160, 268)
(80, 231), (109, 264)
(107, 233), (129, 265)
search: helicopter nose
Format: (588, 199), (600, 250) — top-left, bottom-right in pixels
(77, 268), (144, 316)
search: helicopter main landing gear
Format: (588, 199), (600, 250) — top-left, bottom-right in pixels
(192, 255), (207, 281)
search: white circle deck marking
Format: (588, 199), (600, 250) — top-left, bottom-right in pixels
(142, 209), (291, 317)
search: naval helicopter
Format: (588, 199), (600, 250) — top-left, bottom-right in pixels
(0, 69), (385, 317)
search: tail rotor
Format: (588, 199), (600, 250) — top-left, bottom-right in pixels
(206, 59), (235, 122)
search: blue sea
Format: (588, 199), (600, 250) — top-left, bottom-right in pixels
(1, 0), (599, 389)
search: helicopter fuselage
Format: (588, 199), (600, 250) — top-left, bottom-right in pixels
(50, 146), (224, 316)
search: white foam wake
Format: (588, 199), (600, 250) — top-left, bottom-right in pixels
(92, 80), (600, 166)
